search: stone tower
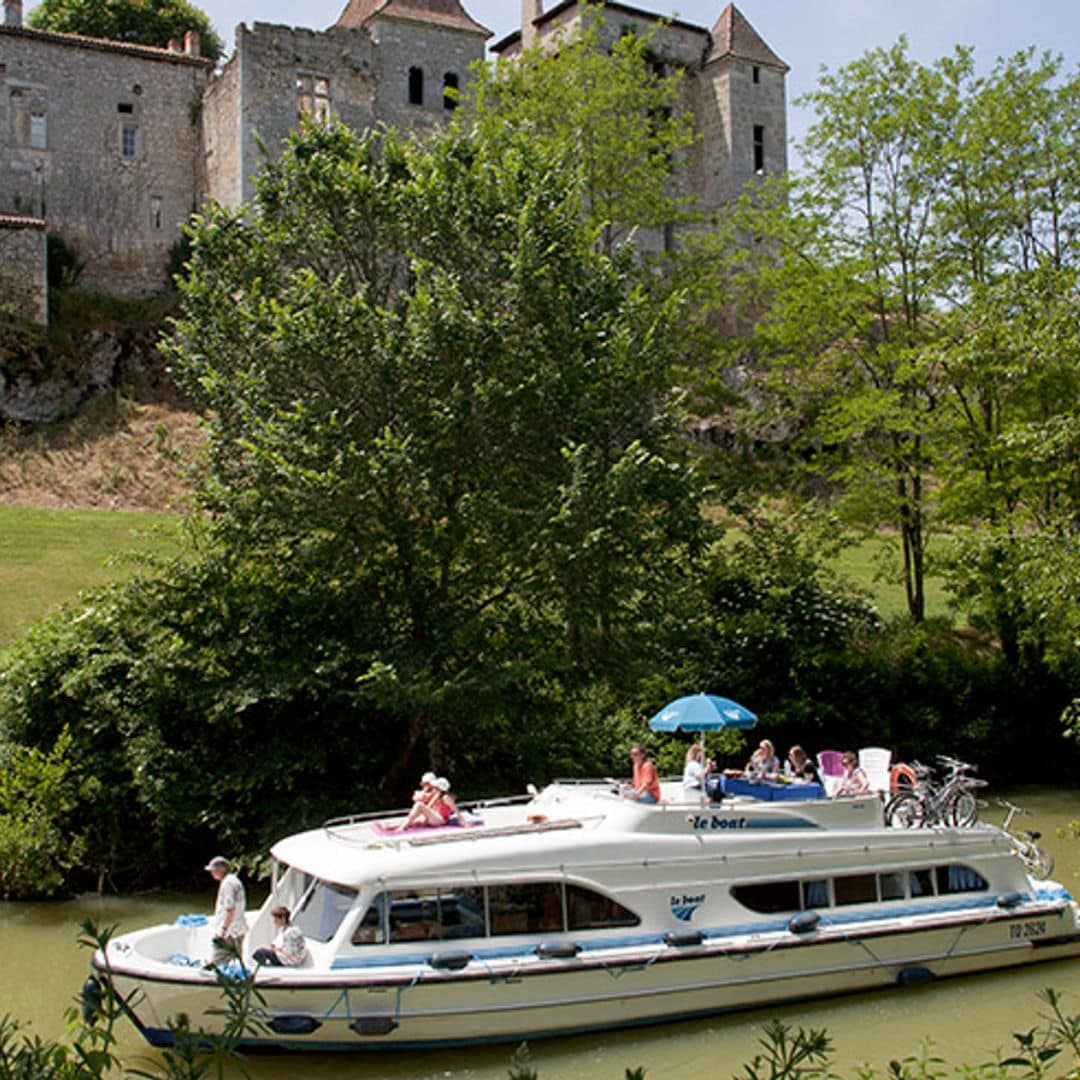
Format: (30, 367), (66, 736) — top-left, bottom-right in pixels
(699, 3), (788, 213)
(492, 1), (788, 235)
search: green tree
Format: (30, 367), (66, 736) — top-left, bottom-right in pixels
(0, 120), (705, 887)
(28, 0), (224, 60)
(460, 4), (698, 255)
(167, 121), (704, 793)
(695, 40), (1080, 635)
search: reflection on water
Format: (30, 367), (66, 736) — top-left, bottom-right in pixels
(2, 788), (1077, 1078)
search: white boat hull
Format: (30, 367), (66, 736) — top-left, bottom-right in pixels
(99, 896), (1080, 1050)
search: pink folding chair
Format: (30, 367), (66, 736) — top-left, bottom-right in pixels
(817, 750), (845, 796)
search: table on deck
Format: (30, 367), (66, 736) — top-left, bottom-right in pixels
(712, 776), (826, 802)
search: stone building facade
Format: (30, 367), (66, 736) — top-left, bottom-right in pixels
(0, 0), (785, 301)
(0, 16), (211, 297)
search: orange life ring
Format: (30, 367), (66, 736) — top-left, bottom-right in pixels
(890, 763), (916, 794)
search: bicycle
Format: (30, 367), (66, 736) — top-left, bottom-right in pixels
(884, 755), (987, 828)
(998, 798), (1055, 879)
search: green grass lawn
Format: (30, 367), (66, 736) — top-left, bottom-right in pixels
(831, 537), (955, 621)
(0, 506), (181, 649)
(0, 507), (957, 656)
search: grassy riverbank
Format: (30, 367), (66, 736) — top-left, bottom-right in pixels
(0, 505), (180, 648)
(0, 506), (954, 651)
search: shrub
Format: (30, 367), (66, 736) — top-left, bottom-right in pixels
(0, 730), (95, 898)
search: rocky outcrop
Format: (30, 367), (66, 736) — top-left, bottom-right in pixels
(0, 329), (123, 422)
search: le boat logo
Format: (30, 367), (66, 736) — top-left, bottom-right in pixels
(689, 813), (749, 831)
(670, 893), (706, 922)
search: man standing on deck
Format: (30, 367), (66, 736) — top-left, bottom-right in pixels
(625, 745), (661, 804)
(205, 855), (247, 966)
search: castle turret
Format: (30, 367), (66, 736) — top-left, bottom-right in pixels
(4, 0), (23, 28)
(700, 3), (788, 208)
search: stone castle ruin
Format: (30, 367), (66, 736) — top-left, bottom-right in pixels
(0, 0), (787, 324)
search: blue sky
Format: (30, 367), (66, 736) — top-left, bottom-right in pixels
(27, 0), (1080, 147)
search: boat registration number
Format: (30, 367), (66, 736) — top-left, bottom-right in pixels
(1010, 920), (1047, 940)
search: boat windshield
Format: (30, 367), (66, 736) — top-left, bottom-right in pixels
(278, 868), (358, 943)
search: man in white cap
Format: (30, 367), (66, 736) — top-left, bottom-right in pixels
(205, 855), (247, 965)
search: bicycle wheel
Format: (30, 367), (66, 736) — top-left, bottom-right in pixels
(945, 789), (978, 827)
(886, 792), (925, 828)
(1024, 844), (1055, 880)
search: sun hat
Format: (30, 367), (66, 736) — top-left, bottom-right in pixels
(421, 771), (437, 785)
(434, 777), (451, 792)
(204, 855), (229, 871)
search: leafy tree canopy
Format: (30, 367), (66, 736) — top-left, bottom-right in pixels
(166, 120), (705, 792)
(27, 0), (224, 60)
(691, 40), (1080, 640)
(459, 5), (698, 254)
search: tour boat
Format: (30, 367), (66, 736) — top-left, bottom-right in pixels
(92, 780), (1080, 1051)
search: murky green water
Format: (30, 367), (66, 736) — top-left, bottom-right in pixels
(2, 788), (1078, 1078)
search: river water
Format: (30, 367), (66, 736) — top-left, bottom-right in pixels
(3, 787), (1078, 1078)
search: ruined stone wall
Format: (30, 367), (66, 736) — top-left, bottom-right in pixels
(200, 44), (242, 208)
(229, 22), (378, 208)
(0, 213), (45, 324)
(369, 16), (486, 138)
(0, 27), (210, 298)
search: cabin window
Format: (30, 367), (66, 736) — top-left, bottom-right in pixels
(879, 872), (906, 901)
(352, 899), (387, 945)
(908, 869), (935, 897)
(294, 879), (357, 942)
(377, 887), (486, 943)
(489, 883), (564, 936)
(834, 874), (877, 906)
(566, 884), (639, 929)
(408, 66), (424, 106)
(936, 865), (988, 894)
(800, 880), (829, 909)
(732, 881), (801, 914)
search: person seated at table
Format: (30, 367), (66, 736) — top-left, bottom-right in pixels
(745, 738), (780, 778)
(623, 745), (661, 804)
(682, 745), (715, 794)
(785, 745), (821, 784)
(834, 751), (870, 797)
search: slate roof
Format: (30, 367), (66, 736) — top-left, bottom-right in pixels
(707, 3), (788, 70)
(334, 0), (489, 36)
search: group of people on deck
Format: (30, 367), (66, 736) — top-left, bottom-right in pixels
(622, 739), (871, 803)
